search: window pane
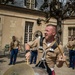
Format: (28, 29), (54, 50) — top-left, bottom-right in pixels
(25, 0), (35, 9)
(31, 0), (35, 3)
(27, 0), (30, 3)
(31, 4), (35, 9)
(73, 28), (75, 36)
(68, 28), (71, 36)
(24, 21), (33, 43)
(68, 27), (75, 40)
(26, 3), (30, 8)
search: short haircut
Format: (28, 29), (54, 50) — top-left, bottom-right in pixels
(46, 24), (56, 28)
(46, 24), (57, 32)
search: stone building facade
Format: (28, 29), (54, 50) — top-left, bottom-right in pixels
(63, 19), (75, 46)
(0, 4), (75, 50)
(0, 4), (56, 49)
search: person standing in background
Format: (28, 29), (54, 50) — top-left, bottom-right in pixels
(8, 36), (20, 65)
(67, 35), (75, 69)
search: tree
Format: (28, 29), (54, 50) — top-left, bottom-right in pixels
(40, 0), (75, 43)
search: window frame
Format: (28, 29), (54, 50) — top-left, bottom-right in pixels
(24, 21), (34, 43)
(24, 0), (35, 9)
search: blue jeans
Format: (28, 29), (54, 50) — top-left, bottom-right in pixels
(72, 55), (75, 69)
(9, 49), (18, 64)
(69, 50), (75, 69)
(30, 50), (38, 64)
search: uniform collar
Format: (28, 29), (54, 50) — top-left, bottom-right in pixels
(43, 39), (56, 49)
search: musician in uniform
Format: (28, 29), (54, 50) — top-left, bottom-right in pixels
(67, 36), (75, 69)
(8, 36), (20, 65)
(25, 24), (66, 75)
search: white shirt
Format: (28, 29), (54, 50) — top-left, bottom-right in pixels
(47, 43), (54, 51)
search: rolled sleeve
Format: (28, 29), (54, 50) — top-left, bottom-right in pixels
(27, 38), (40, 49)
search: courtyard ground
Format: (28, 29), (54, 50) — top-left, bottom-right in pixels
(0, 55), (75, 75)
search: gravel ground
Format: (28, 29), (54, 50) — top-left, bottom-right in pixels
(0, 56), (75, 75)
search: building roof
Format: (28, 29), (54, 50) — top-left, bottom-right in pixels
(0, 4), (46, 17)
(0, 4), (75, 20)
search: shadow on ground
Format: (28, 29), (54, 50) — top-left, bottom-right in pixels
(0, 59), (6, 63)
(16, 60), (25, 64)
